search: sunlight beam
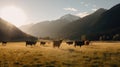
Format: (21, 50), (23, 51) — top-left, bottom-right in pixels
(0, 6), (27, 27)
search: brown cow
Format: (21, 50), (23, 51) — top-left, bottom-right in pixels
(53, 40), (62, 48)
(84, 40), (90, 45)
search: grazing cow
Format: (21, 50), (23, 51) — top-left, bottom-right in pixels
(26, 41), (37, 46)
(53, 40), (62, 48)
(2, 41), (7, 46)
(40, 41), (46, 46)
(74, 40), (85, 47)
(66, 41), (73, 45)
(84, 40), (90, 45)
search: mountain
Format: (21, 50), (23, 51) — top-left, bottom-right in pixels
(57, 8), (107, 40)
(0, 18), (37, 41)
(93, 4), (120, 32)
(20, 23), (34, 32)
(88, 3), (120, 40)
(60, 14), (80, 22)
(19, 14), (80, 38)
(59, 4), (120, 40)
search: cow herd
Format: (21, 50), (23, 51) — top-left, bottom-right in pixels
(0, 40), (91, 48)
(25, 40), (91, 48)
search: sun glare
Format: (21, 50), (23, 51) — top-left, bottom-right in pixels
(0, 6), (27, 27)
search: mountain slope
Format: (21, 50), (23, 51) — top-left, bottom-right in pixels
(20, 14), (80, 38)
(60, 4), (120, 40)
(93, 3), (120, 32)
(0, 18), (37, 41)
(58, 8), (107, 39)
(87, 3), (120, 40)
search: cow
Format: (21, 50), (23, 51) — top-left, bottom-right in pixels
(2, 41), (7, 46)
(74, 40), (85, 47)
(66, 41), (73, 45)
(53, 40), (62, 48)
(84, 40), (90, 45)
(26, 41), (37, 46)
(40, 41), (46, 46)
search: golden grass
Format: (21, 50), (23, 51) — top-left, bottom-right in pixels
(0, 41), (120, 67)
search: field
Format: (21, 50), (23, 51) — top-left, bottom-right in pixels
(0, 41), (120, 67)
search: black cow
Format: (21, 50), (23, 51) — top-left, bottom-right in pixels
(2, 41), (7, 46)
(26, 41), (37, 46)
(53, 40), (62, 48)
(74, 40), (85, 47)
(40, 41), (46, 46)
(66, 41), (73, 45)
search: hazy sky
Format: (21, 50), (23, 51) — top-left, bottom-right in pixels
(0, 0), (120, 26)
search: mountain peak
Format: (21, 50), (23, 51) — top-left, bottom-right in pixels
(94, 8), (107, 13)
(61, 14), (75, 17)
(60, 14), (80, 22)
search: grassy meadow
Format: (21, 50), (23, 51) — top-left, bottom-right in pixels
(0, 41), (120, 67)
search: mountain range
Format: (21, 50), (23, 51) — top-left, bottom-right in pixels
(20, 3), (120, 40)
(20, 14), (80, 38)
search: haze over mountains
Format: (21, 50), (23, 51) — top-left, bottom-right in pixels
(0, 18), (37, 41)
(20, 14), (80, 38)
(19, 3), (120, 40)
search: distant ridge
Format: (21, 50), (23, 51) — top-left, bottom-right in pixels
(20, 14), (80, 38)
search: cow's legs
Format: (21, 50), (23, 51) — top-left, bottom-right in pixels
(26, 44), (27, 46)
(74, 45), (76, 47)
(58, 46), (60, 48)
